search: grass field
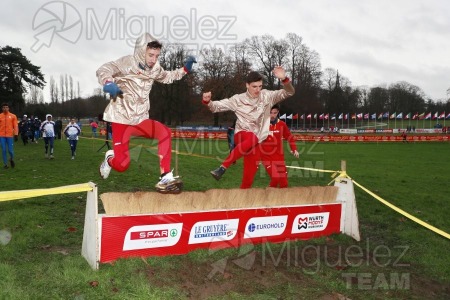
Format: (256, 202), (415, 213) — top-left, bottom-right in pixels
(0, 136), (449, 299)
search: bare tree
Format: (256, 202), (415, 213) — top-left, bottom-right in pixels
(64, 74), (69, 102)
(244, 35), (289, 89)
(69, 75), (74, 100)
(49, 76), (57, 103)
(59, 74), (64, 103)
(198, 47), (242, 126)
(77, 81), (81, 98)
(28, 82), (42, 104)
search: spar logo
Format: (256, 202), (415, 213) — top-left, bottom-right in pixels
(188, 219), (239, 244)
(123, 223), (182, 250)
(244, 215), (287, 238)
(291, 213), (330, 234)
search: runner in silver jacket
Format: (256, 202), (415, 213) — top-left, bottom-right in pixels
(96, 33), (196, 194)
(203, 67), (295, 184)
(96, 33), (186, 125)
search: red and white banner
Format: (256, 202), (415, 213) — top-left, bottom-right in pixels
(172, 130), (450, 142)
(99, 204), (342, 263)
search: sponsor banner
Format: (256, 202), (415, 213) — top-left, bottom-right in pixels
(340, 129), (358, 134)
(244, 215), (288, 238)
(123, 224), (182, 250)
(189, 219), (239, 244)
(99, 204), (341, 263)
(292, 213), (329, 233)
(375, 129), (394, 133)
(172, 130), (449, 142)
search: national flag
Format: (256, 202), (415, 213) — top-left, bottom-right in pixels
(364, 113), (369, 120)
(324, 113), (329, 120)
(300, 114), (305, 120)
(351, 113), (356, 120)
(287, 114), (293, 119)
(319, 113), (324, 120)
(356, 113), (363, 120)
(404, 113), (411, 119)
(418, 112), (425, 119)
(446, 112), (450, 119)
(293, 113), (299, 120)
(331, 113), (336, 120)
(344, 113), (349, 120)
(396, 112), (403, 119)
(280, 113), (286, 119)
(371, 113), (376, 120)
(314, 113), (317, 119)
(412, 113), (418, 120)
(377, 113), (383, 119)
(390, 112), (396, 119)
(383, 112), (389, 118)
(424, 112), (432, 120)
(307, 114), (312, 119)
(432, 112), (438, 120)
(438, 112), (445, 119)
(338, 113), (343, 120)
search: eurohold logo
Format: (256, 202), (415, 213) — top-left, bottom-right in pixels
(244, 216), (287, 238)
(291, 212), (330, 234)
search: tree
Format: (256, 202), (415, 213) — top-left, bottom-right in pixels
(0, 45), (45, 111)
(150, 44), (192, 125)
(244, 35), (289, 89)
(388, 81), (425, 113)
(59, 74), (64, 103)
(49, 76), (57, 103)
(69, 75), (74, 100)
(198, 47), (244, 126)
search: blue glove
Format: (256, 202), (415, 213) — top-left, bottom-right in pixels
(103, 82), (122, 98)
(184, 55), (197, 73)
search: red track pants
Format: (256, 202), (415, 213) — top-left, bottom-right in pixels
(109, 120), (172, 174)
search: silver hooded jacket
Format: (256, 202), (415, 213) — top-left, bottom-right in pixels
(96, 33), (186, 125)
(206, 82), (295, 142)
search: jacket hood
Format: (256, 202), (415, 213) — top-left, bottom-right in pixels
(134, 33), (158, 68)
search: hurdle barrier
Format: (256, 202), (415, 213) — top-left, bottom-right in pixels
(81, 161), (360, 270)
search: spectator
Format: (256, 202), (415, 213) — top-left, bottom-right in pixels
(77, 118), (83, 135)
(54, 118), (63, 140)
(401, 131), (408, 143)
(40, 114), (56, 159)
(227, 119), (236, 153)
(0, 103), (18, 168)
(64, 118), (81, 159)
(33, 117), (41, 142)
(18, 115), (33, 145)
(90, 120), (98, 137)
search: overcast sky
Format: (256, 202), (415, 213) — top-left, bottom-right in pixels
(1, 0), (450, 102)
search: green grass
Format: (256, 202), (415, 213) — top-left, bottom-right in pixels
(0, 136), (449, 299)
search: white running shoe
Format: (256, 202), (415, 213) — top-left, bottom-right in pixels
(155, 171), (183, 194)
(99, 150), (114, 179)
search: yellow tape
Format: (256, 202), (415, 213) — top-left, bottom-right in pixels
(286, 165), (338, 173)
(352, 179), (450, 240)
(287, 165), (450, 239)
(0, 183), (93, 202)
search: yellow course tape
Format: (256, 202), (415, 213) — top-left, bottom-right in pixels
(0, 183), (93, 202)
(351, 179), (450, 240)
(286, 165), (449, 239)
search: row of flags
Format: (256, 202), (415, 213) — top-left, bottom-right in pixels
(279, 112), (450, 121)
